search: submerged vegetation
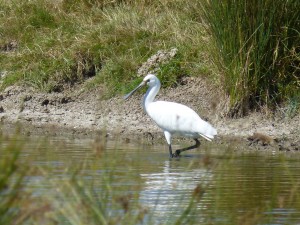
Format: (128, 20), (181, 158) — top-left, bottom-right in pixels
(0, 0), (299, 114)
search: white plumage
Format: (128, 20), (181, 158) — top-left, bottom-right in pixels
(124, 74), (217, 157)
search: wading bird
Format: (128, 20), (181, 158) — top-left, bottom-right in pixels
(124, 74), (217, 158)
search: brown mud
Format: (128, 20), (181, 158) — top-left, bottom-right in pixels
(0, 75), (299, 152)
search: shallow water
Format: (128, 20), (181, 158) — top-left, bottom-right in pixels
(2, 135), (300, 224)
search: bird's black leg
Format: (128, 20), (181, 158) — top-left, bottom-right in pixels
(173, 139), (201, 157)
(168, 144), (173, 158)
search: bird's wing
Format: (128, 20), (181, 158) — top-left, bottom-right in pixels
(146, 101), (211, 136)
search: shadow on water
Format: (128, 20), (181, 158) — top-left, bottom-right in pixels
(1, 133), (300, 224)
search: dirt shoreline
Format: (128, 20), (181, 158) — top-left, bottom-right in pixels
(0, 77), (299, 151)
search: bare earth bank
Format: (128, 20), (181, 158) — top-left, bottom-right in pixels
(0, 76), (299, 152)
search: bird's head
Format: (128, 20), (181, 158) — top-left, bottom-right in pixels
(143, 74), (160, 87)
(124, 74), (160, 100)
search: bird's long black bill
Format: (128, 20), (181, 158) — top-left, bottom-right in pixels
(123, 82), (144, 100)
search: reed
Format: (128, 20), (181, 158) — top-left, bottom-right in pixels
(0, 135), (25, 224)
(202, 0), (300, 116)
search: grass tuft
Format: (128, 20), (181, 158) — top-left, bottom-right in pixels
(202, 0), (300, 116)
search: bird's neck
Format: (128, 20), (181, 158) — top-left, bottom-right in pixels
(143, 83), (160, 110)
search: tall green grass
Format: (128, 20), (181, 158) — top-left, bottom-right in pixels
(202, 0), (300, 116)
(1, 0), (299, 114)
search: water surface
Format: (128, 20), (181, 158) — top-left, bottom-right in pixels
(2, 135), (300, 224)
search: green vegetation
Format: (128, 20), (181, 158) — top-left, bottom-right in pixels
(0, 0), (299, 114)
(0, 0), (214, 96)
(0, 135), (24, 225)
(202, 0), (300, 116)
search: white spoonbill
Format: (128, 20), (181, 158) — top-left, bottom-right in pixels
(124, 74), (217, 158)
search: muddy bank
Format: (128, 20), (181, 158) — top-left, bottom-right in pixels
(0, 77), (299, 151)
